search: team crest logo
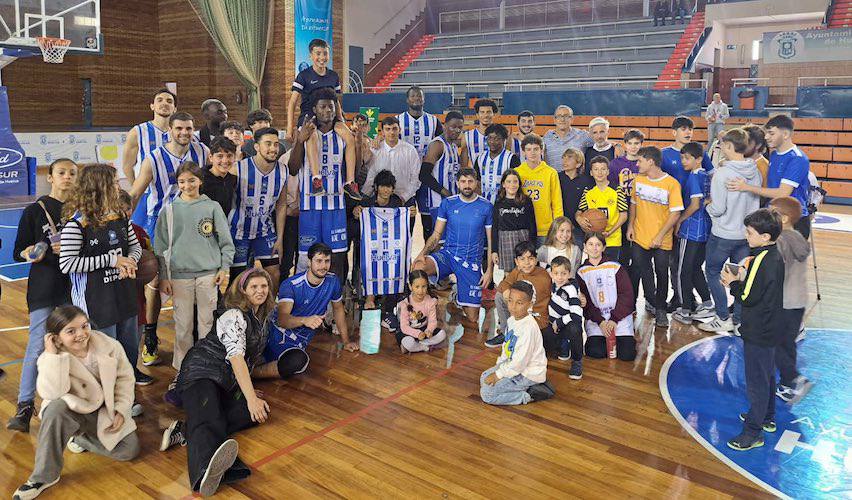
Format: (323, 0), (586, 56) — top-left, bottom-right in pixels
(197, 218), (214, 237)
(108, 230), (119, 245)
(773, 31), (803, 60)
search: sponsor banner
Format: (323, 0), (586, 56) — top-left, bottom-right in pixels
(295, 0), (333, 74)
(0, 87), (29, 197)
(359, 107), (379, 138)
(14, 131), (128, 178)
(763, 28), (852, 64)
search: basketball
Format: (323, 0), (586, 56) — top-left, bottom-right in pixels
(580, 208), (608, 233)
(136, 249), (159, 285)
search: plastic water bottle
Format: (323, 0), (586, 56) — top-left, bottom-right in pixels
(29, 241), (48, 261)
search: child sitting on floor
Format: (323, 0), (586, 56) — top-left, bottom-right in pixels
(480, 281), (555, 406)
(396, 271), (446, 353)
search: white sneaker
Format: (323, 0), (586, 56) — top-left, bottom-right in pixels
(692, 304), (716, 320)
(131, 403), (143, 417)
(697, 316), (734, 333)
(795, 325), (806, 343)
(66, 437), (87, 454)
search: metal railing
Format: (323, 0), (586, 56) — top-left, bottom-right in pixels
(683, 26), (712, 72)
(797, 76), (852, 87)
(731, 78), (771, 87)
(366, 17), (424, 77)
(503, 78), (708, 91)
(439, 0), (645, 34)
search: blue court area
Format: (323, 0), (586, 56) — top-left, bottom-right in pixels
(0, 207), (29, 280)
(661, 331), (851, 499)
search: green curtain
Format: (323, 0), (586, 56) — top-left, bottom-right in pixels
(189, 0), (273, 110)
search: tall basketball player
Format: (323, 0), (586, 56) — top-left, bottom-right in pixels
(230, 127), (288, 286)
(129, 111), (209, 364)
(463, 99), (498, 166)
(122, 89), (176, 226)
(287, 88), (349, 285)
(418, 111), (469, 241)
(398, 86), (443, 239)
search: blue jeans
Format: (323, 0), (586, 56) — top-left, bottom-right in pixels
(480, 366), (535, 405)
(100, 316), (140, 367)
(705, 234), (749, 322)
(17, 307), (52, 403)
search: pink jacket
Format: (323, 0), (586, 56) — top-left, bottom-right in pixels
(398, 295), (438, 338)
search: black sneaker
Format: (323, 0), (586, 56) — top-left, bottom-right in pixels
(655, 309), (669, 328)
(7, 400), (35, 433)
(343, 181), (362, 200)
(12, 477), (60, 500)
(160, 420), (187, 451)
(568, 360), (583, 380)
(526, 381), (556, 402)
(484, 333), (504, 348)
(727, 433), (764, 451)
(135, 369), (155, 386)
(222, 457), (252, 485)
(557, 338), (571, 361)
(666, 300), (680, 313)
(197, 439), (239, 497)
(381, 315), (400, 333)
(739, 413), (776, 433)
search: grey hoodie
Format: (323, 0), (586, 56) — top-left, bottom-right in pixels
(153, 195), (235, 279)
(706, 159), (761, 239)
(776, 228), (810, 309)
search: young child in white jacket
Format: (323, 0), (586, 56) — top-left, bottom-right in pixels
(480, 281), (555, 405)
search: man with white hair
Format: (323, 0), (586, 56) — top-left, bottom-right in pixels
(705, 93), (729, 147)
(543, 105), (593, 172)
(583, 117), (620, 173)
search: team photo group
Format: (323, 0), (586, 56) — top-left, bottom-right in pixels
(6, 38), (817, 499)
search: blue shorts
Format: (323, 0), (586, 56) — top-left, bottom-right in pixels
(233, 232), (278, 267)
(298, 209), (348, 254)
(264, 323), (316, 362)
(131, 190), (149, 227)
(142, 212), (158, 239)
(429, 248), (483, 307)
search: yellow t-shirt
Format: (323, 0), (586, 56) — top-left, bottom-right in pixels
(631, 173), (683, 250)
(578, 184), (628, 247)
(516, 161), (564, 236)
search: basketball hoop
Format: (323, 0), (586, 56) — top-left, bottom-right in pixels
(36, 36), (71, 63)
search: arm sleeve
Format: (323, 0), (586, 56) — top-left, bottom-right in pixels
(419, 161), (444, 194)
(497, 267), (519, 293)
(213, 205), (235, 271)
(721, 104), (730, 120)
(781, 157), (809, 188)
(398, 299), (419, 338)
(277, 279), (295, 303)
(578, 188), (589, 211)
(291, 70), (306, 93)
(706, 171), (727, 218)
(491, 203), (500, 253)
(13, 205), (39, 262)
(426, 297), (438, 333)
(59, 220), (116, 274)
(610, 267), (636, 322)
(331, 278), (343, 303)
(732, 251), (776, 307)
(669, 180), (684, 211)
(495, 325), (534, 379)
(617, 187), (628, 212)
(216, 309), (248, 358)
(551, 172), (564, 218)
(125, 220), (142, 262)
(510, 155), (521, 169)
(435, 198), (449, 222)
(35, 352), (72, 401)
(576, 274), (605, 324)
(399, 147), (421, 203)
(484, 200), (493, 228)
(549, 286), (583, 330)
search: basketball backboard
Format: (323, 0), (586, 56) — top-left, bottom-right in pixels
(0, 0), (102, 56)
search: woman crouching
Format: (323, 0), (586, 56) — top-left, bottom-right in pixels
(14, 305), (139, 500)
(160, 268), (276, 497)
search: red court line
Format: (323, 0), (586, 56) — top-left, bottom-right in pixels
(250, 348), (489, 469)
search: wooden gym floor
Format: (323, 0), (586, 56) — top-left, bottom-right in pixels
(0, 211), (850, 499)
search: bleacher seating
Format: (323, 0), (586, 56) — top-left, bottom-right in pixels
(388, 17), (690, 94)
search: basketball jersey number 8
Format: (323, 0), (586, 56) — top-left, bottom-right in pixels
(322, 154), (328, 167)
(598, 290), (606, 304)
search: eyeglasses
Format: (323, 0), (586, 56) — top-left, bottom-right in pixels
(554, 115), (572, 121)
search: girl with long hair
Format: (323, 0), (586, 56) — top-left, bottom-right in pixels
(536, 216), (582, 276)
(491, 169), (537, 273)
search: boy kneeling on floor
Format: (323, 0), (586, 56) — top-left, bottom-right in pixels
(480, 281), (555, 405)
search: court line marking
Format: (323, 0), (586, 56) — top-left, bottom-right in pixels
(0, 358), (23, 368)
(0, 307), (175, 333)
(249, 347), (489, 469)
(658, 334), (791, 500)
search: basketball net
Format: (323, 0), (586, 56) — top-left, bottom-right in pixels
(36, 36), (71, 64)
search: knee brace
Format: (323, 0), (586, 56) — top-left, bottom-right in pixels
(277, 348), (310, 378)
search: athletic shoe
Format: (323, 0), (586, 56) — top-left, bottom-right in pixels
(655, 309), (669, 328)
(778, 377), (814, 404)
(569, 360), (583, 380)
(343, 181), (362, 200)
(12, 477), (60, 500)
(311, 175), (325, 195)
(644, 302), (655, 314)
(381, 315), (400, 333)
(692, 303), (716, 320)
(795, 324), (806, 343)
(7, 400), (35, 433)
(739, 413), (776, 433)
(727, 433), (765, 451)
(697, 316), (734, 333)
(141, 343), (160, 366)
(526, 381), (556, 402)
(671, 308), (694, 324)
(135, 370), (154, 386)
(198, 439), (239, 497)
(484, 333), (505, 348)
(666, 300), (680, 313)
(557, 338), (571, 361)
(160, 420), (187, 451)
(66, 436), (87, 454)
(732, 323), (741, 337)
(131, 403), (143, 417)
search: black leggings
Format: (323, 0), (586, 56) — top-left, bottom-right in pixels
(183, 379), (256, 490)
(585, 336), (637, 361)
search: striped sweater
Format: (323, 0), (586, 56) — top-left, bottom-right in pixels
(549, 279), (583, 331)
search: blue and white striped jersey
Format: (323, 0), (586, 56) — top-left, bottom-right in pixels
(424, 136), (461, 210)
(359, 207), (411, 296)
(146, 142), (208, 217)
(476, 149), (515, 204)
(464, 127), (488, 163)
(299, 129), (345, 211)
(398, 111), (439, 159)
(230, 156), (287, 240)
(134, 121), (169, 176)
